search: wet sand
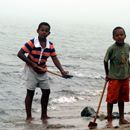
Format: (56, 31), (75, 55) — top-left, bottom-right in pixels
(8, 94), (130, 130)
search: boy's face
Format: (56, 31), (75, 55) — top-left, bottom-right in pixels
(113, 29), (126, 44)
(37, 25), (50, 39)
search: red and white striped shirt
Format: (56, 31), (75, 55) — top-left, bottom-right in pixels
(22, 37), (56, 66)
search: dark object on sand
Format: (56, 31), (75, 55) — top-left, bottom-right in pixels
(112, 112), (119, 119)
(81, 106), (96, 117)
(88, 81), (107, 129)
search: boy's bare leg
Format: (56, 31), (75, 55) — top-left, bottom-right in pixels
(107, 103), (113, 128)
(41, 89), (50, 120)
(25, 89), (35, 121)
(118, 101), (130, 124)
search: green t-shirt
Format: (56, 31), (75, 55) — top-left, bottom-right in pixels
(104, 43), (130, 79)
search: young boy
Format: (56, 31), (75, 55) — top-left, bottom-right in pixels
(104, 26), (130, 128)
(17, 22), (69, 121)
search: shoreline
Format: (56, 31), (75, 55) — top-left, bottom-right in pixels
(47, 94), (130, 130)
(4, 94), (130, 130)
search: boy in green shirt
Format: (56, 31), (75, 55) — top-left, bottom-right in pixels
(104, 26), (130, 128)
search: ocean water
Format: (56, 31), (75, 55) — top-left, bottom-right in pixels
(0, 21), (130, 129)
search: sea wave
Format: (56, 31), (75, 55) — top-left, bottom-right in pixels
(50, 96), (84, 104)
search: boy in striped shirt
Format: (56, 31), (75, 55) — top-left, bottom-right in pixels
(17, 22), (69, 121)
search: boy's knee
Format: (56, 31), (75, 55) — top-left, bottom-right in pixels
(27, 89), (35, 97)
(41, 89), (50, 95)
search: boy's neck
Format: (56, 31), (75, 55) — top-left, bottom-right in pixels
(115, 42), (125, 46)
(38, 37), (47, 48)
(38, 36), (46, 43)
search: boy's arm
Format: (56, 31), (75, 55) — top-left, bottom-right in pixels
(17, 48), (42, 71)
(17, 48), (35, 66)
(104, 60), (109, 80)
(51, 56), (68, 76)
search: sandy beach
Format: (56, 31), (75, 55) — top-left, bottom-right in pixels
(8, 94), (130, 130)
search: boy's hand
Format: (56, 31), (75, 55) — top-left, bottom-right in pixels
(105, 75), (110, 81)
(34, 66), (47, 74)
(30, 62), (47, 73)
(61, 70), (73, 79)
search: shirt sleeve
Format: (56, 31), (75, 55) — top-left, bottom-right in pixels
(104, 47), (112, 62)
(50, 43), (57, 57)
(22, 40), (34, 53)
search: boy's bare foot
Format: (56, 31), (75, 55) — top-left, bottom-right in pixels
(41, 115), (51, 121)
(106, 121), (113, 128)
(26, 117), (34, 122)
(119, 119), (130, 125)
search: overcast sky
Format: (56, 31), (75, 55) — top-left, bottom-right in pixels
(0, 0), (130, 24)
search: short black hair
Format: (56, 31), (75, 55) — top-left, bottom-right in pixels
(37, 22), (51, 31)
(113, 26), (126, 36)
